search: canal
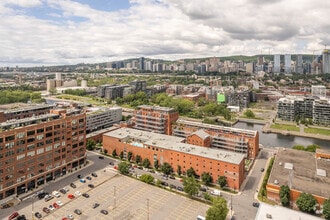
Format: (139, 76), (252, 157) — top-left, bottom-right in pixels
(233, 121), (330, 149)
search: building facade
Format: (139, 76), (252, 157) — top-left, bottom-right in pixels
(103, 128), (246, 190)
(0, 107), (86, 200)
(86, 107), (122, 134)
(323, 49), (330, 74)
(133, 105), (179, 135)
(172, 119), (259, 159)
(273, 54), (281, 73)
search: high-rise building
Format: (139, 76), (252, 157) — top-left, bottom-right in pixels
(322, 49), (330, 74)
(139, 57), (145, 71)
(311, 85), (326, 98)
(284, 54), (292, 73)
(296, 54), (303, 74)
(274, 54), (281, 73)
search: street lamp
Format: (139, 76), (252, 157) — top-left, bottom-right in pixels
(147, 198), (150, 220)
(31, 194), (36, 220)
(113, 186), (116, 220)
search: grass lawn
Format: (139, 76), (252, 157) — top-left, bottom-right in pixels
(304, 127), (330, 135)
(270, 123), (300, 132)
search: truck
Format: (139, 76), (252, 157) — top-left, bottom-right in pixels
(210, 189), (221, 196)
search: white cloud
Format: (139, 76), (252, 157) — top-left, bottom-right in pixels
(0, 0), (329, 66)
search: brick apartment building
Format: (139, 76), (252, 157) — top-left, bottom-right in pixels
(266, 148), (330, 206)
(0, 107), (86, 200)
(133, 105), (179, 135)
(172, 119), (259, 159)
(103, 128), (246, 190)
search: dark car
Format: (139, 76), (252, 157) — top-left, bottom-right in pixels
(99, 156), (104, 159)
(109, 161), (114, 166)
(92, 203), (100, 209)
(59, 189), (67, 194)
(86, 176), (92, 180)
(100, 210), (109, 215)
(74, 209), (82, 215)
(177, 186), (184, 191)
(91, 172), (98, 177)
(42, 207), (50, 214)
(82, 193), (90, 198)
(88, 184), (95, 188)
(260, 168), (265, 172)
(17, 215), (27, 220)
(34, 212), (42, 219)
(161, 181), (169, 186)
(169, 175), (175, 180)
(70, 183), (76, 188)
(77, 174), (82, 179)
(44, 194), (53, 202)
(252, 202), (260, 208)
(37, 192), (47, 199)
(169, 184), (176, 189)
(199, 187), (207, 192)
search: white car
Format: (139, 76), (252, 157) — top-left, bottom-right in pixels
(52, 191), (61, 198)
(56, 201), (63, 206)
(74, 191), (82, 196)
(63, 187), (69, 192)
(68, 214), (74, 220)
(48, 205), (55, 211)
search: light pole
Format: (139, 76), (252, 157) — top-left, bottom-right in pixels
(147, 198), (150, 220)
(31, 194), (36, 220)
(113, 186), (116, 220)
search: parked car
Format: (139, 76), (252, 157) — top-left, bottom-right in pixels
(56, 201), (63, 206)
(8, 212), (19, 220)
(53, 203), (59, 209)
(99, 156), (104, 159)
(199, 187), (207, 192)
(100, 210), (109, 215)
(161, 181), (168, 186)
(74, 209), (82, 215)
(67, 194), (75, 199)
(59, 189), (67, 194)
(42, 207), (50, 214)
(109, 162), (114, 166)
(52, 191), (61, 198)
(169, 175), (175, 180)
(252, 202), (260, 208)
(77, 174), (82, 179)
(260, 168), (265, 172)
(37, 191), (47, 199)
(70, 183), (76, 188)
(82, 193), (90, 198)
(169, 184), (176, 189)
(91, 172), (98, 177)
(16, 215), (26, 220)
(92, 203), (100, 209)
(80, 179), (86, 183)
(34, 212), (42, 219)
(88, 184), (94, 188)
(74, 191), (81, 196)
(44, 194), (54, 202)
(67, 214), (74, 220)
(48, 205), (55, 211)
(86, 176), (92, 180)
(177, 186), (184, 191)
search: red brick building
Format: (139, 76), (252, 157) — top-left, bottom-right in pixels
(0, 107), (86, 200)
(266, 148), (330, 206)
(103, 128), (246, 190)
(133, 105), (179, 135)
(173, 119), (259, 159)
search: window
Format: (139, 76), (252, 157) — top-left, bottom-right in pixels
(16, 132), (25, 139)
(37, 128), (44, 133)
(37, 148), (44, 154)
(27, 130), (35, 136)
(5, 135), (14, 142)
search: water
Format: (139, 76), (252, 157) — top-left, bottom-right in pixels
(233, 121), (330, 149)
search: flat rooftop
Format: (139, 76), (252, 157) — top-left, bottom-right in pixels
(137, 105), (176, 112)
(255, 203), (320, 220)
(268, 148), (330, 198)
(104, 128), (245, 165)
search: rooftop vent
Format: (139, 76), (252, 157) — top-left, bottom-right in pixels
(279, 162), (283, 166)
(317, 169), (326, 177)
(284, 163), (293, 170)
(274, 179), (279, 185)
(266, 213), (272, 219)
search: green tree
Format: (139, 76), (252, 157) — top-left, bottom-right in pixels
(49, 88), (57, 95)
(112, 149), (117, 157)
(127, 151), (133, 161)
(296, 193), (317, 213)
(154, 159), (159, 170)
(177, 165), (182, 176)
(135, 155), (142, 164)
(118, 162), (130, 175)
(323, 198), (330, 220)
(139, 174), (154, 184)
(183, 176), (200, 198)
(279, 185), (290, 207)
(161, 162), (173, 175)
(306, 144), (320, 152)
(142, 158), (151, 168)
(86, 139), (96, 151)
(217, 176), (227, 188)
(206, 196), (229, 220)
(293, 145), (306, 151)
(244, 109), (255, 118)
(201, 172), (213, 186)
(186, 167), (196, 178)
(119, 151), (124, 159)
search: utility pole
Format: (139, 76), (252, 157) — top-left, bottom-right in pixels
(113, 186), (116, 220)
(231, 195), (233, 217)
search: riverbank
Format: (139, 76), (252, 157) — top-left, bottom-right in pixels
(266, 127), (330, 141)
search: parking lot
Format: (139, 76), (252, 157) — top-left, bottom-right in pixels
(16, 167), (209, 220)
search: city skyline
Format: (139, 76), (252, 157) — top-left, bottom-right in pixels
(0, 0), (329, 67)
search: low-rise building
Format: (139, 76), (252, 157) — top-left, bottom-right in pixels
(103, 127), (246, 190)
(266, 148), (330, 206)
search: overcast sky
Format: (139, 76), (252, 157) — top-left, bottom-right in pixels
(0, 0), (329, 67)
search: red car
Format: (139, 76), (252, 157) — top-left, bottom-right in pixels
(67, 194), (75, 199)
(53, 203), (60, 209)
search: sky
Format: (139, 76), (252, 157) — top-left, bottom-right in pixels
(0, 0), (329, 67)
